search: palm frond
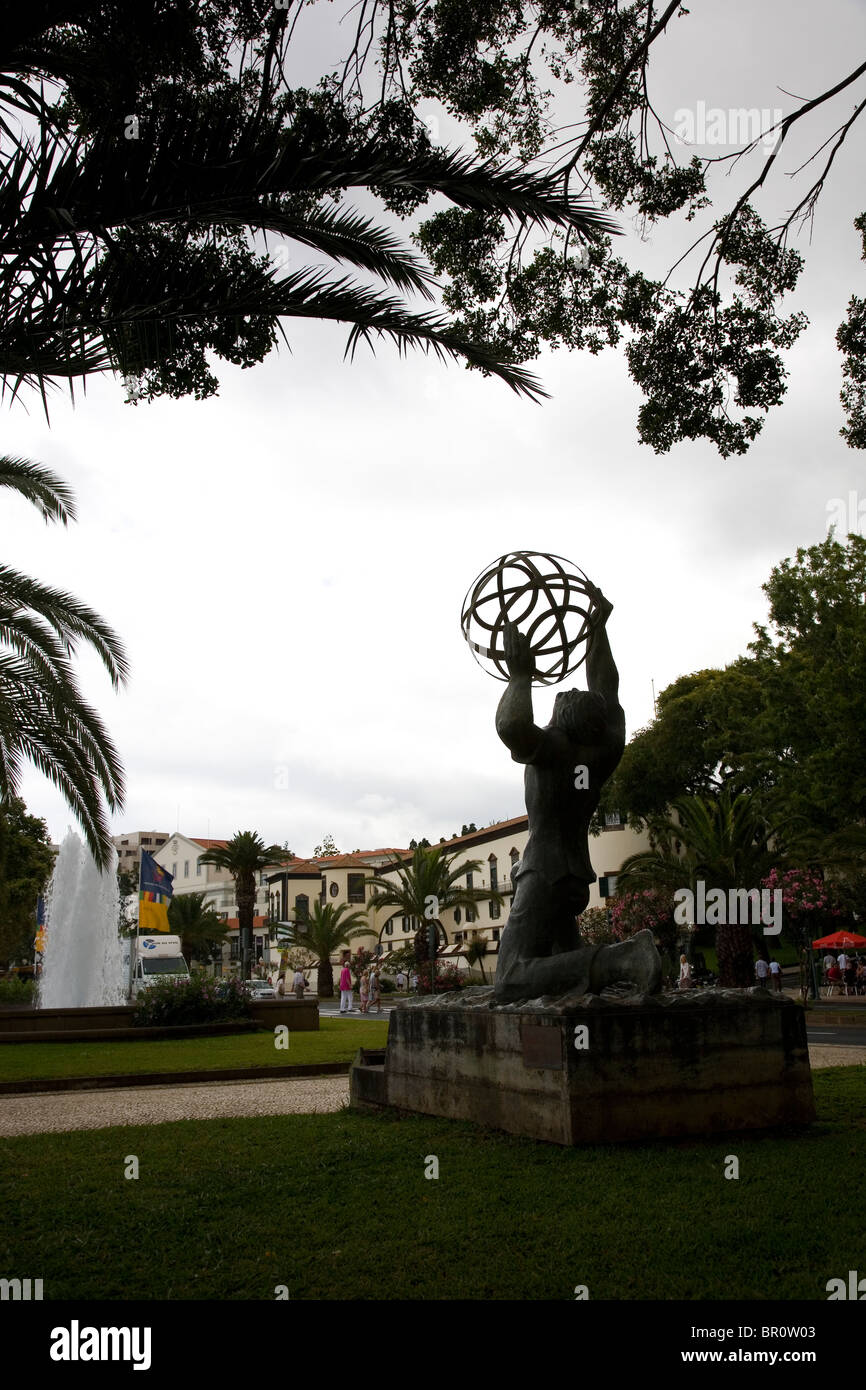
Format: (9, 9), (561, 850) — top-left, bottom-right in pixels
(0, 563), (129, 687)
(0, 454), (77, 524)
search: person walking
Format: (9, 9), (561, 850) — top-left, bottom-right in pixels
(678, 954), (693, 990)
(275, 973), (286, 997)
(292, 967), (306, 1000)
(339, 953), (354, 1013)
(369, 965), (381, 1014)
(754, 956), (770, 988)
(359, 969), (370, 1014)
(768, 958), (782, 993)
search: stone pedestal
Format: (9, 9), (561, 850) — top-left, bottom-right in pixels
(350, 986), (815, 1145)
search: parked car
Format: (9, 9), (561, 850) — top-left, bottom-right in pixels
(248, 981), (276, 999)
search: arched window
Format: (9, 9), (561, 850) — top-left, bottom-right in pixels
(488, 855), (498, 891)
(454, 907), (462, 925)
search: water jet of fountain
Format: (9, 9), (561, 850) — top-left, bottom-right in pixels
(38, 830), (127, 1008)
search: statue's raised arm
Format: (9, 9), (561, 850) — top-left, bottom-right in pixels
(495, 620), (545, 763)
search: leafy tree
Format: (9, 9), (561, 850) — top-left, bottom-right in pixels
(602, 534), (866, 843)
(10, 1), (857, 448)
(198, 831), (288, 979)
(0, 796), (55, 967)
(117, 866), (138, 936)
(280, 900), (369, 997)
(312, 834), (340, 859)
(617, 790), (782, 987)
(0, 456), (127, 868)
(364, 844), (503, 981)
(167, 890), (229, 967)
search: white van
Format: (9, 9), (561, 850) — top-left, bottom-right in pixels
(131, 934), (190, 996)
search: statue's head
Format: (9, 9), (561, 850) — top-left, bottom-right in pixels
(551, 689), (607, 740)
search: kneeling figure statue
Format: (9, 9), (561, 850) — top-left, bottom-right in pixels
(493, 586), (661, 1003)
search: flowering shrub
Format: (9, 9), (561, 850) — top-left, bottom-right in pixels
(578, 906), (616, 945)
(760, 866), (842, 928)
(610, 887), (676, 951)
(415, 961), (466, 993)
(134, 972), (253, 1026)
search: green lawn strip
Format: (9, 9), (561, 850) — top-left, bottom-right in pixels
(0, 1068), (862, 1301)
(0, 1018), (388, 1082)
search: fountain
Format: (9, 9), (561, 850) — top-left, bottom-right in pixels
(38, 830), (127, 1008)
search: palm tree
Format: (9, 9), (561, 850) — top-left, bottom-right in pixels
(462, 937), (489, 983)
(280, 900), (369, 997)
(167, 891), (229, 969)
(617, 790), (782, 988)
(0, 455), (127, 869)
(197, 831), (288, 980)
(365, 845), (504, 984)
(0, 25), (616, 407)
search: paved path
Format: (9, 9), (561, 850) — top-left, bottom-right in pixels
(0, 1041), (861, 1138)
(0, 1075), (349, 1137)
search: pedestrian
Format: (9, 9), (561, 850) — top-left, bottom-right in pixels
(754, 956), (770, 987)
(838, 950), (849, 974)
(275, 973), (286, 997)
(359, 969), (369, 1014)
(292, 967), (306, 999)
(339, 952), (354, 1013)
(678, 954), (693, 990)
(369, 965), (381, 1014)
(396, 970), (406, 991)
(410, 970), (419, 993)
(768, 958), (782, 993)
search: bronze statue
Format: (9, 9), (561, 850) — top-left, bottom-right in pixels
(461, 553), (660, 1003)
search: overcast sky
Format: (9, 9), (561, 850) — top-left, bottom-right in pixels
(7, 0), (866, 858)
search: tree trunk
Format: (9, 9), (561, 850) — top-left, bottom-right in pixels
(236, 880), (256, 982)
(317, 958), (334, 997)
(716, 923), (753, 988)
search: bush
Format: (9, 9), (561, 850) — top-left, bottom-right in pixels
(415, 961), (465, 993)
(379, 976), (396, 993)
(133, 972), (253, 1027)
(0, 975), (35, 1004)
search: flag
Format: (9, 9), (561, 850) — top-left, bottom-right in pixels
(139, 851), (174, 933)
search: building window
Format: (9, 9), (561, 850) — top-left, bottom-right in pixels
(196, 860), (201, 876)
(156, 838), (166, 846)
(320, 876), (327, 901)
(402, 915), (410, 933)
(598, 874), (618, 899)
(229, 939), (239, 961)
(454, 907), (462, 925)
(492, 928), (500, 942)
(184, 860), (189, 877)
(385, 920), (393, 936)
(488, 899), (501, 920)
(347, 873), (365, 903)
(387, 941), (393, 952)
(489, 857), (498, 892)
(466, 871), (474, 890)
(172, 863), (177, 878)
(466, 905), (477, 924)
(604, 810), (624, 829)
(295, 894), (309, 925)
(142, 837), (151, 845)
(121, 839), (128, 846)
(454, 931), (463, 943)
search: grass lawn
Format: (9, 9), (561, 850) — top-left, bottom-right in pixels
(0, 1067), (863, 1300)
(0, 1018), (389, 1083)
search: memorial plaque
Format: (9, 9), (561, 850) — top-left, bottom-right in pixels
(521, 1022), (563, 1070)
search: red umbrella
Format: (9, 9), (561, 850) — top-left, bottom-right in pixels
(811, 929), (866, 949)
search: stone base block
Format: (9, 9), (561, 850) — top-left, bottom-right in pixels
(349, 986), (815, 1145)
